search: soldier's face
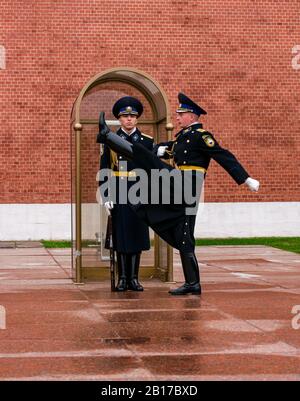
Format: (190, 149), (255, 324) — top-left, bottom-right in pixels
(119, 114), (138, 132)
(176, 112), (198, 129)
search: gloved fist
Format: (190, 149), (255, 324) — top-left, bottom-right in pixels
(157, 146), (168, 157)
(245, 177), (260, 192)
(104, 201), (114, 215)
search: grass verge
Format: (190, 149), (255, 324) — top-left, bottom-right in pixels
(195, 237), (300, 254)
(42, 237), (300, 254)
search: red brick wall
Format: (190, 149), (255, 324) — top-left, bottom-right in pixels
(0, 0), (299, 203)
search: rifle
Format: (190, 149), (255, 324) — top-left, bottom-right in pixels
(107, 213), (116, 292)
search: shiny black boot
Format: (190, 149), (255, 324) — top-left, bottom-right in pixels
(116, 253), (127, 291)
(97, 112), (134, 160)
(127, 253), (144, 291)
(97, 112), (173, 174)
(169, 251), (201, 295)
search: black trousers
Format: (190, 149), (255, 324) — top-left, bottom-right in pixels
(130, 142), (202, 252)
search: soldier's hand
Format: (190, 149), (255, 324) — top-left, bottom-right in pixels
(157, 146), (168, 157)
(245, 177), (260, 192)
(104, 201), (114, 215)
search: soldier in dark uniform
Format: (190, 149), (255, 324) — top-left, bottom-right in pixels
(97, 93), (260, 296)
(99, 96), (154, 291)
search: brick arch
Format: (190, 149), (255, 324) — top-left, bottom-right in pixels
(72, 68), (174, 206)
(73, 67), (172, 126)
(72, 68), (174, 283)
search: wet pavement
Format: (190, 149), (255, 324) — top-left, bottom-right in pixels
(0, 244), (300, 381)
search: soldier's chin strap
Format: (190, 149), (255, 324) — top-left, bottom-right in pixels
(97, 111), (134, 161)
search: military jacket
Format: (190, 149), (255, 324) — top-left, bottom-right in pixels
(156, 123), (249, 185)
(101, 128), (153, 175)
(100, 128), (154, 254)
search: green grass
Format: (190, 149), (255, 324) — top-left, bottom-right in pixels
(42, 240), (72, 248)
(42, 240), (98, 249)
(195, 237), (300, 254)
(42, 237), (300, 254)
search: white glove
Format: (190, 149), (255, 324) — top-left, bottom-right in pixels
(104, 201), (114, 215)
(157, 146), (168, 157)
(245, 177), (260, 192)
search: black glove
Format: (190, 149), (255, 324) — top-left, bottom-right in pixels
(96, 111), (110, 143)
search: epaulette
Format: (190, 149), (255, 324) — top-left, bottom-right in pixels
(141, 133), (153, 140)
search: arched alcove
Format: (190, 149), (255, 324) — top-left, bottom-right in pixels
(71, 68), (174, 284)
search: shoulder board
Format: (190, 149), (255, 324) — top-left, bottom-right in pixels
(196, 128), (207, 133)
(141, 133), (153, 140)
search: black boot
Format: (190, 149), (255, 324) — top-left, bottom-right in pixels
(169, 251), (201, 295)
(97, 112), (134, 160)
(116, 253), (127, 291)
(127, 253), (144, 291)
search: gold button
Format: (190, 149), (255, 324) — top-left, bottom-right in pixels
(183, 161), (186, 164)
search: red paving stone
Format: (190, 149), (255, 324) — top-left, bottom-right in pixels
(0, 245), (300, 381)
